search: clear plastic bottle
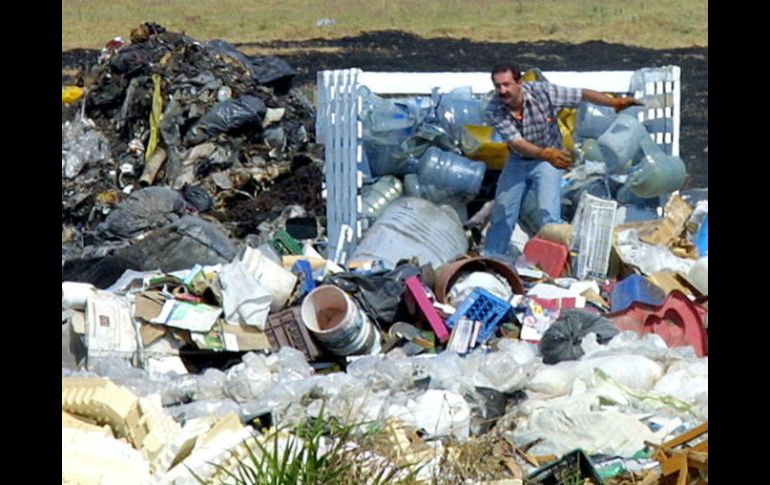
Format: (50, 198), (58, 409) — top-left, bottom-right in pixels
(576, 102), (616, 139)
(361, 175), (403, 220)
(406, 146), (486, 197)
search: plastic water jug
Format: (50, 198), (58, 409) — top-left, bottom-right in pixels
(403, 174), (469, 222)
(437, 94), (485, 138)
(406, 146), (486, 196)
(626, 135), (686, 198)
(361, 175), (403, 220)
(597, 107), (647, 174)
(576, 103), (616, 139)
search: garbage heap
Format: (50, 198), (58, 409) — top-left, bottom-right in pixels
(62, 26), (708, 485)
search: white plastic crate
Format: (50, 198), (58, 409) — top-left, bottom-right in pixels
(570, 192), (618, 280)
(317, 67), (681, 258)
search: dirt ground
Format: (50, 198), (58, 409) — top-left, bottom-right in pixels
(62, 31), (707, 188)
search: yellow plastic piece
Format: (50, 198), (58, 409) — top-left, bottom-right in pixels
(62, 86), (85, 104)
(460, 125), (509, 170)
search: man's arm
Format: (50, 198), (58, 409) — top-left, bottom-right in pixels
(581, 88), (642, 112)
(509, 139), (571, 169)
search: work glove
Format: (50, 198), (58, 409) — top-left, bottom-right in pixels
(611, 96), (643, 113)
(540, 147), (572, 169)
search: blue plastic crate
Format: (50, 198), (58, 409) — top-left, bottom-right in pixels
(446, 288), (512, 343)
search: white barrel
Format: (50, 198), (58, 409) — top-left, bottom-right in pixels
(301, 285), (379, 356)
(349, 197), (468, 268)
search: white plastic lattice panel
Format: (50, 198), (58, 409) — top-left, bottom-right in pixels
(630, 66), (681, 156)
(317, 69), (366, 261)
(571, 193), (618, 280)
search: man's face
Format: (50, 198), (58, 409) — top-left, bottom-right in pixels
(492, 70), (521, 108)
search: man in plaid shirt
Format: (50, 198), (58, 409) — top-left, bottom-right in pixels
(483, 63), (641, 257)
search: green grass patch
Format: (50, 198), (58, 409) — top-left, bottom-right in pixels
(63, 0), (706, 50)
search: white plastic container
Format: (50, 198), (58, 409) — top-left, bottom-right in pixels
(239, 246), (298, 312)
(62, 282), (97, 310)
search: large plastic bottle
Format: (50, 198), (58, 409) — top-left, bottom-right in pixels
(403, 173), (469, 222)
(436, 92), (485, 139)
(406, 146), (486, 197)
(597, 107), (647, 174)
(361, 175), (403, 220)
(626, 135), (686, 198)
(576, 103), (617, 139)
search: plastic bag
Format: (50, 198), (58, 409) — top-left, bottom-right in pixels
(99, 186), (188, 239)
(62, 117), (111, 179)
(322, 264), (420, 326)
(118, 215), (238, 272)
(185, 95), (267, 145)
(540, 310), (619, 364)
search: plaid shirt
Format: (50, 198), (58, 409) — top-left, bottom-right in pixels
(486, 81), (582, 157)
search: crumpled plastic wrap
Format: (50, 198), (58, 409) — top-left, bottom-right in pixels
(615, 228), (696, 275)
(62, 116), (111, 179)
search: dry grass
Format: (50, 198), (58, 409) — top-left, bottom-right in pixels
(62, 0), (707, 51)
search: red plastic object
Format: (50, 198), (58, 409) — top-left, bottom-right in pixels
(606, 290), (708, 357)
(404, 275), (450, 343)
(523, 237), (569, 278)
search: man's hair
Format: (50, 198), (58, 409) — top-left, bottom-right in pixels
(491, 63), (521, 82)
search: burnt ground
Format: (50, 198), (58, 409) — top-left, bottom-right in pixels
(62, 30), (707, 188)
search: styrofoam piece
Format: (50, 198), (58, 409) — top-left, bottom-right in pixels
(570, 193), (618, 280)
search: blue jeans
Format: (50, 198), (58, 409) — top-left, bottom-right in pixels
(484, 157), (564, 256)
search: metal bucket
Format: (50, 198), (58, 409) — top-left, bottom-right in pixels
(300, 285), (379, 356)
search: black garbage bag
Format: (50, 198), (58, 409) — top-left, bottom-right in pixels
(98, 186), (188, 239)
(182, 184), (213, 212)
(117, 215), (238, 272)
(322, 264), (422, 327)
(62, 255), (143, 289)
(110, 45), (154, 75)
(250, 56), (296, 91)
(539, 310), (619, 365)
(466, 386), (508, 436)
(185, 95), (267, 145)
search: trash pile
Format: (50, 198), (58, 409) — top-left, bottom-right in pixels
(62, 24), (708, 485)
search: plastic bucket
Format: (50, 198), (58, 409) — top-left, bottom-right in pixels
(300, 285), (379, 356)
